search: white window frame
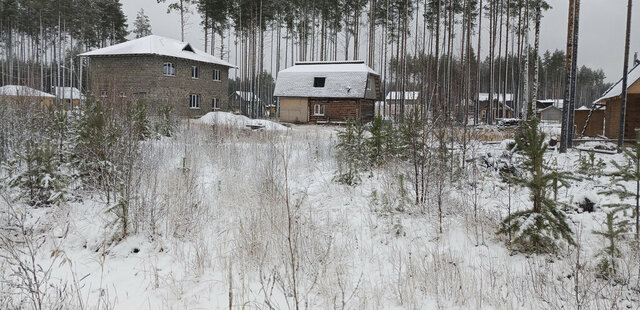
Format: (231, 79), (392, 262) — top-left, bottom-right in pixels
(366, 78), (372, 90)
(212, 98), (219, 111)
(119, 92), (127, 98)
(163, 63), (175, 76)
(213, 69), (221, 81)
(189, 94), (200, 109)
(100, 90), (108, 98)
(313, 103), (325, 116)
(191, 66), (199, 79)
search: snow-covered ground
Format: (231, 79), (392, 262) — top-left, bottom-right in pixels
(1, 114), (639, 309)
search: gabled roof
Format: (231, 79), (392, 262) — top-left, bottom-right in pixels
(273, 61), (378, 99)
(53, 87), (85, 100)
(79, 35), (235, 68)
(386, 91), (420, 100)
(478, 93), (514, 102)
(0, 85), (55, 98)
(595, 63), (640, 103)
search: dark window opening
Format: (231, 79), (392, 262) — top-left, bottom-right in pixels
(182, 44), (195, 52)
(314, 77), (326, 88)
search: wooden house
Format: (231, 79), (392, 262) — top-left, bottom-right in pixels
(477, 93), (514, 121)
(574, 105), (605, 137)
(54, 87), (85, 108)
(596, 63), (640, 140)
(79, 35), (235, 118)
(0, 85), (55, 106)
(273, 61), (381, 124)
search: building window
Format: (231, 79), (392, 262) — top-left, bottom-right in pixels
(100, 90), (108, 98)
(119, 92), (127, 98)
(314, 77), (326, 88)
(213, 69), (221, 81)
(313, 103), (325, 116)
(189, 94), (200, 109)
(163, 63), (175, 76)
(212, 98), (219, 111)
(366, 78), (372, 90)
(191, 66), (199, 79)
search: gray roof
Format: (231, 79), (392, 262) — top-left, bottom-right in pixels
(273, 61), (378, 99)
(79, 35), (235, 67)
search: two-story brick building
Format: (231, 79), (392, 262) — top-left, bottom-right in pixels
(79, 35), (235, 117)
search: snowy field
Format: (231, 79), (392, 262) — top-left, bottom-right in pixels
(1, 112), (639, 309)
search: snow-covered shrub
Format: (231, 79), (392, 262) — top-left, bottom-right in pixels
(153, 104), (178, 138)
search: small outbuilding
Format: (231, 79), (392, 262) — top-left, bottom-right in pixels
(477, 93), (514, 121)
(596, 63), (640, 140)
(53, 87), (85, 108)
(273, 60), (381, 124)
(538, 106), (562, 122)
(0, 85), (55, 106)
(574, 105), (605, 137)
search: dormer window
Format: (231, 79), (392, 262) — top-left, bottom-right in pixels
(182, 44), (195, 53)
(163, 63), (175, 76)
(191, 66), (199, 79)
(314, 77), (326, 88)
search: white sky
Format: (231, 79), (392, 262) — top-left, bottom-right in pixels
(121, 0), (638, 83)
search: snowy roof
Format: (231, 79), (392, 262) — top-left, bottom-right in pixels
(537, 99), (564, 109)
(53, 87), (85, 100)
(235, 91), (261, 102)
(595, 63), (640, 103)
(478, 93), (513, 102)
(79, 35), (235, 68)
(273, 61), (379, 98)
(386, 91), (420, 100)
(0, 85), (55, 98)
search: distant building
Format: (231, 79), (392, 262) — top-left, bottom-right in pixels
(233, 91), (263, 115)
(380, 91), (422, 119)
(538, 106), (562, 122)
(595, 63), (640, 140)
(0, 85), (55, 106)
(79, 35), (235, 117)
(477, 93), (514, 121)
(273, 61), (381, 124)
(53, 87), (85, 108)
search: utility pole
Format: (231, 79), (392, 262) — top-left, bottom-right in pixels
(617, 0), (633, 152)
(560, 0), (580, 153)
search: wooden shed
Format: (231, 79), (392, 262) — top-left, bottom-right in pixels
(273, 61), (381, 124)
(538, 106), (562, 122)
(596, 63), (640, 140)
(0, 85), (55, 107)
(574, 105), (605, 137)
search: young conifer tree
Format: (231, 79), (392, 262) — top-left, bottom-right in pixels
(593, 208), (628, 280)
(498, 117), (575, 254)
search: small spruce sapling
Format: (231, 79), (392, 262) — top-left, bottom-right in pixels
(600, 128), (640, 243)
(593, 208), (628, 280)
(7, 140), (67, 207)
(334, 120), (367, 185)
(497, 117), (575, 254)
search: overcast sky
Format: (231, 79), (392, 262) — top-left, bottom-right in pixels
(121, 0), (638, 83)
